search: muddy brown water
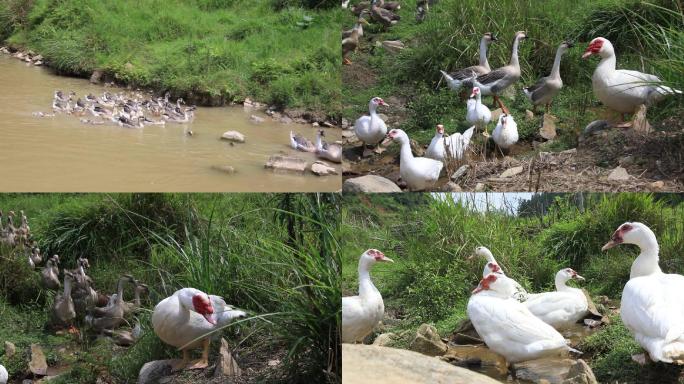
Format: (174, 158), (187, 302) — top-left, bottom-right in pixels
(0, 55), (340, 192)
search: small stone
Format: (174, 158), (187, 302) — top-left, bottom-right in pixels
(90, 69), (104, 84)
(342, 118), (350, 129)
(442, 181), (462, 192)
(265, 155), (307, 173)
(29, 344), (48, 376)
(584, 319), (602, 328)
(311, 161), (338, 176)
(5, 341), (16, 357)
(221, 130), (245, 143)
(138, 360), (174, 384)
(475, 183), (486, 192)
(450, 165), (470, 182)
(500, 166), (524, 178)
(633, 104), (652, 133)
(312, 122), (320, 127)
(268, 359), (280, 367)
(525, 110), (535, 121)
(342, 131), (356, 138)
(373, 333), (397, 347)
(409, 324), (447, 357)
(249, 114), (265, 124)
(650, 181), (665, 190)
(343, 175), (402, 193)
(607, 166), (630, 181)
(214, 338), (241, 378)
(539, 114), (557, 140)
(619, 156), (635, 166)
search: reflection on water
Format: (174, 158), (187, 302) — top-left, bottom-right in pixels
(0, 55), (340, 192)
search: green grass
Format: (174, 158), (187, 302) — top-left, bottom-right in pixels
(343, 0), (684, 150)
(0, 0), (341, 115)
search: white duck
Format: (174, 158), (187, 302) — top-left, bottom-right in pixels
(468, 273), (576, 363)
(470, 31), (528, 111)
(469, 246), (528, 301)
(152, 288), (221, 371)
(523, 41), (574, 114)
(523, 268), (588, 330)
(342, 249), (394, 343)
(440, 32), (497, 92)
(0, 364), (7, 384)
(382, 129), (443, 191)
(466, 87), (492, 132)
(583, 37), (681, 124)
(354, 97), (388, 154)
(492, 113), (518, 153)
(602, 222), (684, 364)
(426, 124), (475, 162)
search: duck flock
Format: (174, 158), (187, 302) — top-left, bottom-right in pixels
(34, 90), (197, 129)
(343, 1), (681, 191)
(0, 211), (247, 378)
(342, 222), (684, 368)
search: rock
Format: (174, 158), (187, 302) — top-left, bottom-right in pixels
(311, 161), (338, 176)
(5, 341), (16, 357)
(221, 130), (245, 143)
(265, 155), (307, 173)
(29, 344), (48, 376)
(441, 345), (508, 376)
(475, 183), (486, 192)
(450, 165), (470, 182)
(32, 54), (43, 61)
(607, 166), (630, 181)
(650, 181), (665, 190)
(442, 181), (462, 192)
(500, 166), (524, 178)
(342, 118), (351, 129)
(211, 165), (236, 174)
(633, 104), (652, 133)
(584, 319), (602, 328)
(618, 155), (635, 166)
(90, 69), (104, 84)
(409, 324), (447, 357)
(280, 116), (293, 124)
(373, 332), (397, 347)
(540, 114), (558, 140)
(243, 97), (255, 108)
(268, 359), (280, 366)
(512, 358), (598, 384)
(381, 40), (405, 53)
(525, 110), (535, 121)
(410, 139), (425, 157)
(137, 359), (174, 384)
(214, 338), (241, 378)
(343, 344), (501, 384)
(249, 114), (265, 124)
(342, 130), (356, 139)
(584, 120), (611, 135)
(343, 175), (402, 193)
(449, 318), (482, 345)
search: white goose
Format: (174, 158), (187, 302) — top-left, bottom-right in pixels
(342, 249), (394, 343)
(426, 124), (475, 162)
(583, 37), (681, 123)
(468, 273), (575, 363)
(469, 246), (528, 301)
(440, 32), (497, 92)
(152, 288), (244, 371)
(602, 222), (684, 364)
(0, 364), (7, 384)
(382, 129), (443, 191)
(354, 97), (389, 154)
(466, 87), (492, 132)
(523, 268), (589, 330)
(492, 113), (518, 152)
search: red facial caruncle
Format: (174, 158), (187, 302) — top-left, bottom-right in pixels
(582, 38), (604, 59)
(192, 294), (216, 325)
(367, 249), (385, 261)
(436, 124), (445, 134)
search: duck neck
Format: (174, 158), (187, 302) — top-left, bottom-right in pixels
(315, 133), (323, 151)
(550, 47), (564, 79)
(134, 288), (142, 306)
(479, 38), (491, 71)
(555, 276), (574, 292)
(399, 137), (414, 164)
(596, 53), (616, 76)
(358, 259), (380, 299)
(117, 278), (127, 298)
(64, 277), (72, 297)
(510, 36), (521, 68)
(630, 235), (661, 279)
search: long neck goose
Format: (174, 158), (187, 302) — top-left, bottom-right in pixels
(470, 246), (528, 301)
(492, 113), (518, 151)
(86, 275), (134, 331)
(523, 41), (573, 114)
(354, 97), (389, 150)
(315, 130), (342, 163)
(51, 272), (76, 327)
(370, 0), (400, 29)
(290, 131), (316, 152)
(440, 32), (497, 92)
(602, 222), (684, 364)
(471, 31), (527, 111)
(152, 288), (224, 371)
(382, 129), (443, 191)
(342, 17), (369, 65)
(342, 249), (394, 343)
(466, 87), (492, 130)
(523, 268), (588, 330)
(42, 259), (61, 290)
(583, 37), (681, 121)
(30, 247), (42, 266)
(426, 124), (475, 162)
(467, 273), (575, 363)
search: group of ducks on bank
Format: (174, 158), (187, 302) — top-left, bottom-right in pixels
(342, 222), (684, 367)
(0, 210), (31, 248)
(34, 90), (196, 128)
(290, 129), (343, 163)
(351, 30), (681, 190)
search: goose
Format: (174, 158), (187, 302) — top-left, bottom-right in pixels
(342, 249), (394, 343)
(523, 41), (574, 114)
(42, 257), (61, 290)
(425, 124), (474, 162)
(124, 282), (149, 317)
(103, 324), (140, 347)
(583, 37), (681, 125)
(342, 12), (369, 39)
(466, 87), (491, 132)
(602, 222), (684, 364)
(342, 17), (370, 65)
(354, 97), (389, 154)
(0, 363), (6, 384)
(370, 0), (400, 29)
(467, 273), (577, 363)
(440, 32), (497, 92)
(290, 131), (316, 152)
(382, 129), (443, 191)
(86, 275), (136, 332)
(72, 257), (98, 317)
(51, 271), (76, 328)
(523, 268), (588, 330)
(492, 113), (518, 153)
(152, 288), (243, 371)
(352, 0), (400, 15)
(29, 246), (42, 266)
(470, 31), (527, 111)
(469, 246), (528, 301)
(315, 130), (342, 163)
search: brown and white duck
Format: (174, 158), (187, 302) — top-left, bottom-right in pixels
(440, 32), (497, 92)
(51, 272), (76, 328)
(86, 275), (136, 332)
(370, 0), (400, 29)
(315, 130), (342, 163)
(342, 16), (369, 65)
(523, 41), (573, 114)
(42, 256), (61, 290)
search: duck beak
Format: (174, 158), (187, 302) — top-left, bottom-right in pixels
(581, 50), (594, 59)
(381, 135), (393, 146)
(601, 239), (618, 251)
(574, 274), (586, 282)
(379, 256), (394, 263)
(203, 313), (217, 325)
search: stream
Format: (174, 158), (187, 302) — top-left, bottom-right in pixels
(0, 54), (340, 192)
